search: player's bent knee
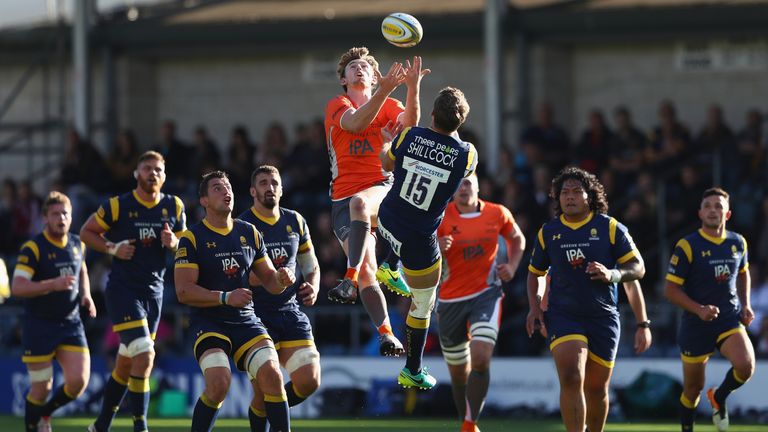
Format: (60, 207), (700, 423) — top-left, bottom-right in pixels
(350, 196), (368, 215)
(410, 286), (437, 319)
(285, 347), (320, 375)
(124, 336), (154, 358)
(245, 345), (279, 380)
(470, 322), (498, 346)
(199, 351), (231, 373)
(441, 341), (470, 366)
(28, 366), (54, 383)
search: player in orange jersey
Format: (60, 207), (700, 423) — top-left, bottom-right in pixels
(324, 46), (429, 356)
(436, 173), (526, 432)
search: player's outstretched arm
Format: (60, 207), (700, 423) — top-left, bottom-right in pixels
(664, 280), (719, 321)
(623, 280), (651, 353)
(340, 62), (405, 133)
(251, 258), (295, 295)
(400, 56), (430, 127)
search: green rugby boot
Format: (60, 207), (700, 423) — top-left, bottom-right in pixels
(397, 367), (436, 390)
(376, 263), (411, 297)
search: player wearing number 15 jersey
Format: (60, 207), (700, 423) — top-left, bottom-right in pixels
(378, 86), (477, 390)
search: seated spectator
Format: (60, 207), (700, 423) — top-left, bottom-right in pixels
(107, 129), (141, 192)
(575, 109), (613, 174)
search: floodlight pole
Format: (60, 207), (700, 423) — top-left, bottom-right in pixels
(72, 0), (93, 140)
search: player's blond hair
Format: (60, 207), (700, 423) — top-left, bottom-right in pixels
(42, 191), (71, 215)
(337, 47), (379, 92)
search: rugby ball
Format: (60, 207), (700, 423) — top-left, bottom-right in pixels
(381, 13), (423, 48)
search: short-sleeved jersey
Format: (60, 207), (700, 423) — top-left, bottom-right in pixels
(666, 229), (748, 323)
(528, 213), (640, 317)
(14, 232), (85, 321)
(174, 219), (268, 324)
(96, 191), (186, 296)
(324, 95), (404, 200)
(381, 126), (478, 235)
(438, 200), (515, 302)
(237, 206), (313, 312)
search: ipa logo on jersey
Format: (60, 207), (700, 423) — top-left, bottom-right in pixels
(714, 264), (731, 283)
(566, 248), (586, 268)
(222, 257), (240, 278)
(139, 226), (157, 246)
(270, 247), (289, 267)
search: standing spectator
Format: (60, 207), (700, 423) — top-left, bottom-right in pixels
(575, 109), (613, 175)
(227, 125), (257, 214)
(107, 130), (141, 192)
(646, 100), (691, 169)
(520, 102), (571, 172)
(190, 126), (222, 179)
(696, 104), (733, 173)
(609, 106), (648, 192)
(153, 120), (193, 195)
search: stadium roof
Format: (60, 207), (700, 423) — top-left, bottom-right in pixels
(0, 0), (767, 57)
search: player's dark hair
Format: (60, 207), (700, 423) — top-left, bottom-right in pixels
(702, 187), (729, 203)
(199, 170), (229, 198)
(42, 191), (71, 215)
(433, 87), (470, 132)
(137, 150), (165, 165)
(250, 165), (280, 187)
(550, 166), (609, 216)
(337, 47), (379, 92)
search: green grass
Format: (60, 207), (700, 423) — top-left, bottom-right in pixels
(5, 416), (768, 431)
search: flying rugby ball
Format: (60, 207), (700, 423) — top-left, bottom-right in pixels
(381, 13), (423, 48)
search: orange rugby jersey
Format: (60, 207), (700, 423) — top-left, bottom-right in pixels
(324, 95), (404, 200)
(437, 200), (515, 301)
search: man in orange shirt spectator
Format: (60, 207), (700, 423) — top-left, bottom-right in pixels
(437, 173), (526, 432)
(324, 47), (429, 356)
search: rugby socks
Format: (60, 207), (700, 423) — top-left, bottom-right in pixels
(405, 314), (429, 374)
(94, 370), (129, 431)
(345, 220), (370, 281)
(450, 382), (467, 419)
(191, 393), (221, 432)
(360, 285), (390, 330)
(248, 405), (268, 432)
(264, 392), (290, 432)
(465, 369), (489, 422)
(679, 393), (699, 432)
(127, 375), (150, 432)
(25, 395), (45, 432)
(714, 367), (747, 406)
(285, 381), (308, 407)
(41, 384), (76, 416)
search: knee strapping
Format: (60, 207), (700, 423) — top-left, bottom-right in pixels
(199, 351), (231, 373)
(441, 341), (470, 366)
(28, 366), (54, 383)
(284, 347), (320, 374)
(410, 286), (436, 319)
(470, 322), (498, 345)
(245, 346), (279, 379)
(123, 337), (154, 358)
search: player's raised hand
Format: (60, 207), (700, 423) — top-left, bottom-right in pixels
(53, 275), (77, 292)
(634, 326), (652, 354)
(697, 304), (720, 321)
(438, 235), (453, 252)
(381, 120), (404, 144)
(227, 288), (253, 308)
(496, 263), (516, 282)
(376, 62), (405, 94)
(526, 305), (547, 339)
(276, 267), (296, 288)
(81, 295), (97, 318)
(161, 223), (178, 249)
(740, 305), (755, 326)
(403, 56), (431, 88)
(298, 282), (318, 306)
(112, 239), (136, 260)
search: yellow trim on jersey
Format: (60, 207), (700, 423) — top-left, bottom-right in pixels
(402, 258), (441, 276)
(109, 197), (120, 223)
(716, 326), (745, 344)
(194, 332), (232, 355)
(698, 228), (726, 245)
(175, 263), (198, 270)
(174, 196), (184, 220)
(15, 264), (35, 277)
(179, 230), (197, 250)
(608, 217), (618, 245)
(681, 352), (712, 364)
(560, 212), (594, 230)
(296, 213), (306, 236)
(58, 344), (88, 354)
(43, 230), (68, 249)
(666, 274), (685, 285)
(253, 256), (267, 266)
(132, 190), (161, 209)
(22, 352), (55, 363)
(616, 250), (638, 264)
(406, 315), (430, 329)
(588, 351), (615, 369)
(233, 335), (271, 366)
(128, 376), (150, 393)
(264, 393), (288, 403)
(387, 149), (396, 160)
(465, 143), (477, 173)
(680, 394), (700, 409)
(21, 240), (40, 262)
(740, 262), (749, 273)
(112, 318), (149, 333)
(95, 215), (110, 230)
(274, 339), (314, 351)
(676, 239), (693, 263)
(549, 334), (588, 351)
(298, 240), (313, 253)
(203, 218), (233, 236)
(537, 228), (546, 250)
(150, 332), (157, 340)
(111, 369), (128, 386)
(250, 207), (279, 225)
(393, 127), (412, 151)
(251, 226), (262, 249)
(528, 264), (548, 276)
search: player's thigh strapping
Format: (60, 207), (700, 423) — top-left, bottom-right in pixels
(193, 316), (277, 377)
(106, 286), (161, 357)
(438, 287), (503, 365)
(258, 308), (319, 373)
